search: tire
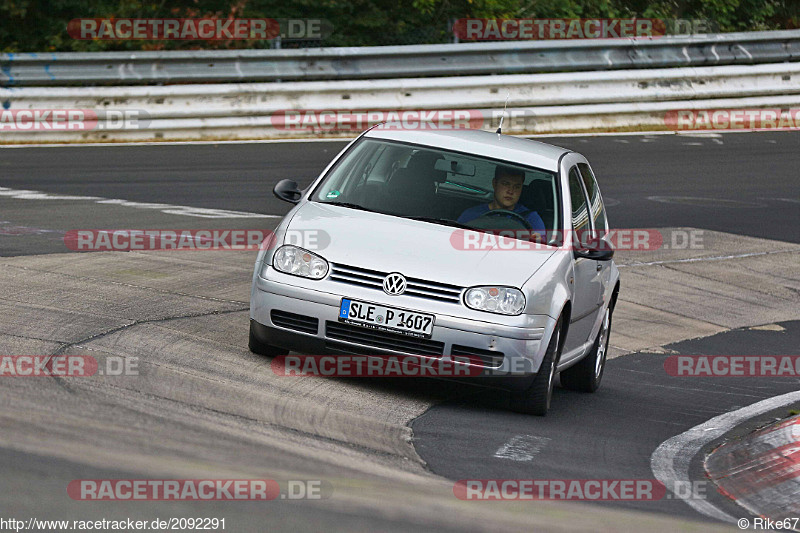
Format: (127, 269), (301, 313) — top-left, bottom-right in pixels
(248, 321), (289, 357)
(560, 305), (612, 393)
(509, 316), (562, 416)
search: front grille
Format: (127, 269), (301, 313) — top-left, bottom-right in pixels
(451, 345), (505, 368)
(325, 321), (445, 355)
(329, 263), (463, 304)
(271, 310), (319, 335)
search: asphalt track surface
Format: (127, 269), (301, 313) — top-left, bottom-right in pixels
(1, 131), (798, 531)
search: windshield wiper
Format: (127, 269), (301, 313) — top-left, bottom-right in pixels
(403, 216), (478, 231)
(323, 201), (379, 213)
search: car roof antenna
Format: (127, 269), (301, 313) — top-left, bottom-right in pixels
(496, 92), (510, 134)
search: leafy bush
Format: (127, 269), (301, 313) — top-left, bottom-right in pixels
(0, 0), (795, 52)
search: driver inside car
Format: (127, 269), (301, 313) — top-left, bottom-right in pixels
(457, 165), (546, 241)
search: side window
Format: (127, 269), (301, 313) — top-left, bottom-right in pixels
(578, 163), (607, 235)
(568, 167), (590, 233)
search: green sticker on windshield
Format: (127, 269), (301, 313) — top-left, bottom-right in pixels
(326, 190), (341, 199)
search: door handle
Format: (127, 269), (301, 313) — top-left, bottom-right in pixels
(596, 262), (603, 272)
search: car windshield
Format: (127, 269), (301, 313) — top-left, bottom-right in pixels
(310, 138), (562, 245)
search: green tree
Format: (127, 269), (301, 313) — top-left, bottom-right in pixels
(0, 0), (795, 52)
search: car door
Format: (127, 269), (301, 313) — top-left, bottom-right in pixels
(561, 160), (605, 356)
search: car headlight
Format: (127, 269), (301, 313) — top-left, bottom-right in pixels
(269, 245), (329, 280)
(464, 286), (525, 315)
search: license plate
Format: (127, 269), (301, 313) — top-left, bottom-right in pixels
(338, 298), (435, 339)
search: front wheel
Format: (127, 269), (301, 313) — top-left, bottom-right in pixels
(560, 305), (612, 393)
(509, 317), (562, 416)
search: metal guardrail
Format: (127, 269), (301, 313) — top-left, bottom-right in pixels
(2, 30), (800, 86)
(2, 62), (799, 141)
(8, 63), (800, 114)
(3, 93), (799, 142)
(2, 30), (799, 141)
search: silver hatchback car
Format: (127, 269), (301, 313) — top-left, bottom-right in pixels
(250, 126), (619, 415)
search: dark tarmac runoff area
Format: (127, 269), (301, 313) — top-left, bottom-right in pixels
(412, 321), (800, 522)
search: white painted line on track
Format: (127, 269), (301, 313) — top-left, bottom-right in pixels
(680, 132), (724, 138)
(650, 390), (800, 523)
(493, 435), (551, 462)
(646, 196), (767, 208)
(618, 248), (798, 268)
(759, 197), (800, 204)
(0, 187), (279, 219)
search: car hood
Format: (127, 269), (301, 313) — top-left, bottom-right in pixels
(285, 202), (556, 288)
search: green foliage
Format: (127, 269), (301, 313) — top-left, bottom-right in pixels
(0, 0), (795, 52)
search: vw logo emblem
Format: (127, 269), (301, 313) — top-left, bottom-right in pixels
(383, 273), (407, 295)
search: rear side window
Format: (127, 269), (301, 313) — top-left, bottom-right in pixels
(578, 163), (607, 235)
(568, 167), (590, 233)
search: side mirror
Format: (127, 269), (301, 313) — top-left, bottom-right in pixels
(273, 179), (302, 204)
(574, 247), (615, 261)
(573, 232), (614, 261)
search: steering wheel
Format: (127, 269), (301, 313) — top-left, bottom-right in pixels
(477, 209), (534, 230)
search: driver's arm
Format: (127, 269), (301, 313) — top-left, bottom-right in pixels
(527, 212), (547, 242)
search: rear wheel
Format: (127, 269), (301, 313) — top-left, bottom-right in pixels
(509, 317), (562, 416)
(560, 305), (612, 393)
(248, 321), (289, 357)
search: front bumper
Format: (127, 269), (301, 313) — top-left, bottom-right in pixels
(251, 269), (558, 391)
